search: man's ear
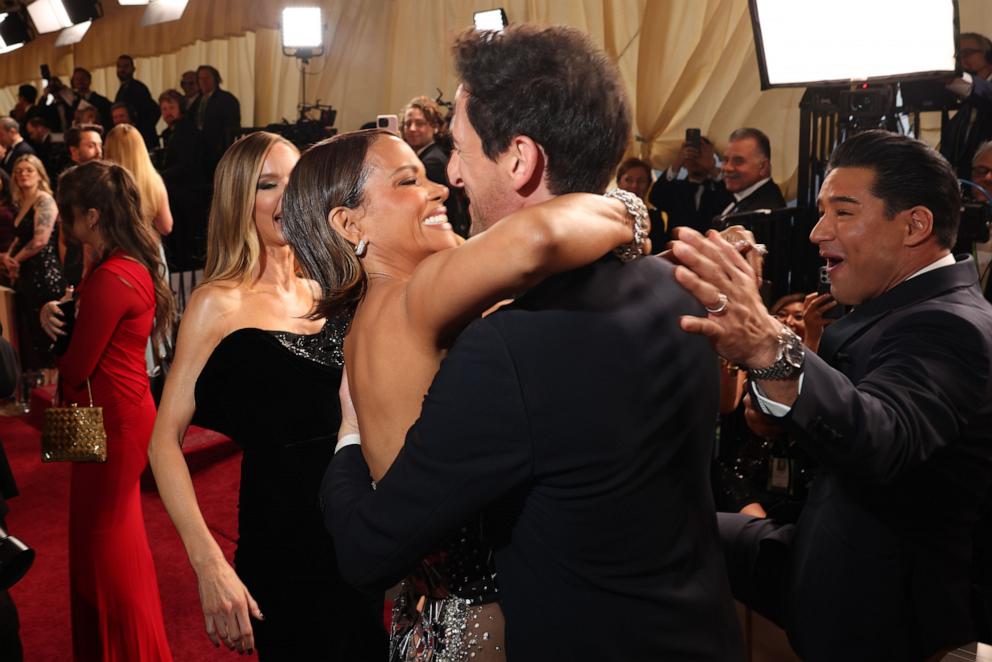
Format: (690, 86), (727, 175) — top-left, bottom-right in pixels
(904, 205), (935, 247)
(328, 206), (362, 246)
(502, 135), (546, 196)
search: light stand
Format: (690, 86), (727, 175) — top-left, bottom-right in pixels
(281, 7), (325, 123)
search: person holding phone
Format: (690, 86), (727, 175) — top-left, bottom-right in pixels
(648, 129), (732, 235)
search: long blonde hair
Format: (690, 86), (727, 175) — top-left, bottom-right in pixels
(203, 132), (298, 285)
(10, 154), (52, 207)
(103, 124), (166, 232)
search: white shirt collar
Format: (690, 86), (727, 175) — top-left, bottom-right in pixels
(415, 141), (435, 157)
(733, 177), (771, 202)
(906, 253), (956, 281)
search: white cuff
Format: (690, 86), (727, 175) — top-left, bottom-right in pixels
(946, 73), (974, 99)
(751, 373), (804, 418)
(334, 432), (361, 454)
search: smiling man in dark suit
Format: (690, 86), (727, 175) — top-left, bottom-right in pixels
(673, 129), (992, 660)
(718, 127), (786, 223)
(324, 23), (743, 662)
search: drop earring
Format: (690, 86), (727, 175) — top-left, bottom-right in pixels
(355, 238), (367, 257)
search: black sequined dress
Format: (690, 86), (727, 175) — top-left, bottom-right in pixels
(390, 522), (505, 662)
(13, 207), (65, 369)
(193, 317), (386, 661)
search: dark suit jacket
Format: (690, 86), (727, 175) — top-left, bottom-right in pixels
(188, 88), (241, 173)
(1, 140), (35, 175)
(648, 175), (733, 236)
(326, 256), (744, 661)
(941, 75), (992, 181)
(71, 90), (113, 132)
(771, 257), (992, 659)
(725, 179), (786, 217)
(115, 78), (161, 150)
(418, 142), (470, 238)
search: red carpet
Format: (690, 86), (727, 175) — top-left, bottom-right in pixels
(1, 410), (243, 661)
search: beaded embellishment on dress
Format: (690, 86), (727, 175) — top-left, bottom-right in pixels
(389, 522), (504, 662)
(267, 314), (347, 368)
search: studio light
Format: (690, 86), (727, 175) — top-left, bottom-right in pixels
(281, 7), (323, 56)
(118, 0), (148, 5)
(473, 8), (507, 32)
(27, 0), (100, 35)
(749, 0), (957, 89)
(139, 0), (188, 27)
(54, 19), (90, 46)
(0, 12), (31, 54)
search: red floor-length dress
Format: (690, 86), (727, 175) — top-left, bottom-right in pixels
(58, 252), (172, 662)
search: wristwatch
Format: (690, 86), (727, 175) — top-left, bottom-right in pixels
(747, 325), (805, 380)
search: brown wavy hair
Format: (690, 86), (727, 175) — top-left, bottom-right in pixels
(56, 161), (176, 348)
(280, 129), (392, 320)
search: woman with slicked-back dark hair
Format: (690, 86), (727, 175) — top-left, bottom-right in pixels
(40, 160), (175, 661)
(147, 132), (386, 660)
(281, 128), (642, 660)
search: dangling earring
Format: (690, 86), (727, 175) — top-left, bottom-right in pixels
(355, 238), (367, 257)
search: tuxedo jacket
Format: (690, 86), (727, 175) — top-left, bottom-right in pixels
(188, 89), (241, 171)
(648, 175), (733, 236)
(941, 76), (992, 181)
(1, 141), (35, 175)
(115, 78), (161, 150)
(773, 257), (992, 659)
(326, 255), (743, 661)
(70, 91), (113, 132)
(726, 179), (786, 217)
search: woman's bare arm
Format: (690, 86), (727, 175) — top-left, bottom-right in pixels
(147, 286), (260, 654)
(403, 193), (633, 345)
(154, 187), (174, 236)
(12, 193), (56, 263)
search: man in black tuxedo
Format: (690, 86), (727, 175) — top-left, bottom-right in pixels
(157, 89), (207, 274)
(0, 118), (35, 176)
(114, 55), (160, 151)
(717, 127), (786, 224)
(942, 32), (992, 181)
(188, 65), (241, 177)
(324, 24), (742, 661)
(673, 129), (992, 660)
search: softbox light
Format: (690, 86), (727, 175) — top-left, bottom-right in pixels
(54, 18), (90, 46)
(0, 13), (30, 54)
(474, 9), (508, 32)
(281, 7), (322, 55)
(749, 0), (958, 89)
(139, 0), (188, 27)
(28, 0), (99, 34)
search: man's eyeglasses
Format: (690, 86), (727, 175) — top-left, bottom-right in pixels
(957, 48), (985, 58)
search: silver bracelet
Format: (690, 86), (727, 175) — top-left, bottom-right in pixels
(604, 188), (649, 262)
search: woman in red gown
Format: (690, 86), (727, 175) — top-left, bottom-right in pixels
(41, 161), (176, 661)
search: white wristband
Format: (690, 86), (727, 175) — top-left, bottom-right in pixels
(334, 432), (361, 454)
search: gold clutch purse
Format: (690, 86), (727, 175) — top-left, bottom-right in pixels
(41, 379), (107, 463)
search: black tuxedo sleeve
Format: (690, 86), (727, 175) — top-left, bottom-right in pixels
(970, 76), (992, 110)
(324, 317), (533, 590)
(780, 310), (989, 485)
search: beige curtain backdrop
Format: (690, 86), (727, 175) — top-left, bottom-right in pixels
(0, 0), (987, 198)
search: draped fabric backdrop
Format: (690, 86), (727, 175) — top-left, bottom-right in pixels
(0, 0), (987, 199)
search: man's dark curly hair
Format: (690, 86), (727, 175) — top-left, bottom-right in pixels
(452, 25), (631, 195)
